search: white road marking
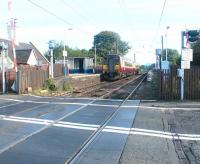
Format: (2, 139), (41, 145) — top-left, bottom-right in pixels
(54, 124), (97, 131)
(0, 98), (120, 107)
(58, 121), (99, 128)
(102, 126), (200, 141)
(0, 99), (96, 155)
(1, 114), (200, 141)
(0, 102), (24, 109)
(0, 99), (119, 108)
(138, 105), (200, 110)
(0, 115), (98, 131)
(28, 94), (96, 100)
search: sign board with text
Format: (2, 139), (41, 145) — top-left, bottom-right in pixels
(63, 51), (67, 57)
(182, 48), (193, 61)
(161, 61), (169, 70)
(181, 60), (190, 69)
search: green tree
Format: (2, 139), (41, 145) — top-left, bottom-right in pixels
(191, 39), (200, 65)
(44, 41), (90, 61)
(92, 31), (131, 59)
(162, 49), (180, 65)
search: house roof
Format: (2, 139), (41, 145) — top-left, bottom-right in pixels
(16, 49), (32, 64)
(0, 38), (49, 65)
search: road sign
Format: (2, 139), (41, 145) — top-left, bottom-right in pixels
(156, 49), (161, 56)
(182, 48), (193, 61)
(181, 60), (190, 69)
(63, 50), (67, 57)
(161, 61), (169, 70)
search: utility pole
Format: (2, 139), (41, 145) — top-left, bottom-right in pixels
(180, 31), (185, 101)
(94, 44), (97, 73)
(161, 35), (164, 70)
(8, 0), (18, 92)
(165, 26), (170, 61)
(48, 40), (55, 78)
(0, 42), (7, 94)
(63, 45), (67, 77)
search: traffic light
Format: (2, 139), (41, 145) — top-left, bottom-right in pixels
(187, 30), (200, 42)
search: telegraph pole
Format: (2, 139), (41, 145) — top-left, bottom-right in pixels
(48, 40), (55, 78)
(94, 44), (96, 73)
(0, 42), (7, 94)
(8, 0), (18, 92)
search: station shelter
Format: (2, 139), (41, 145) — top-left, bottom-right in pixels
(68, 57), (94, 74)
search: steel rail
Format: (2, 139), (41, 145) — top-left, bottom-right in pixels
(66, 73), (147, 164)
(73, 75), (138, 97)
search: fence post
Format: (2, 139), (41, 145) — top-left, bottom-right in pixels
(17, 71), (21, 94)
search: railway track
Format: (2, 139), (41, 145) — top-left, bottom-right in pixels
(66, 73), (147, 164)
(72, 74), (145, 98)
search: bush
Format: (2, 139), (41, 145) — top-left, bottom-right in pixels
(45, 78), (57, 91)
(63, 80), (71, 91)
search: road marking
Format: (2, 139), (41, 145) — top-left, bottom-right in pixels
(0, 102), (24, 109)
(0, 99), (96, 155)
(1, 112), (200, 143)
(139, 105), (200, 110)
(28, 94), (96, 100)
(0, 115), (99, 130)
(58, 121), (99, 128)
(54, 124), (98, 131)
(102, 126), (200, 141)
(0, 98), (121, 108)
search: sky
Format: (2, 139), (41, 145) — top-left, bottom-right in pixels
(0, 0), (200, 65)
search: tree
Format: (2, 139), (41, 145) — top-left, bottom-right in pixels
(191, 39), (200, 65)
(92, 31), (131, 59)
(162, 49), (180, 65)
(45, 41), (90, 61)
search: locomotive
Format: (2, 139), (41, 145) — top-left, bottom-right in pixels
(100, 54), (138, 81)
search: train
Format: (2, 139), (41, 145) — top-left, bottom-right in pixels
(100, 54), (138, 81)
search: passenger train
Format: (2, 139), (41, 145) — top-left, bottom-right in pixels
(100, 54), (138, 81)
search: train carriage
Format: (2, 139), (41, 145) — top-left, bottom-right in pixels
(100, 54), (138, 81)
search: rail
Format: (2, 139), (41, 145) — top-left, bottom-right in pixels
(66, 73), (148, 164)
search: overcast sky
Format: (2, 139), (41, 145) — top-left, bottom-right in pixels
(0, 0), (200, 64)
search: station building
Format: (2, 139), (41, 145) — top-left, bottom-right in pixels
(56, 57), (94, 74)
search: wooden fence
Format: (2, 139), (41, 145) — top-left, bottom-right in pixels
(184, 68), (200, 99)
(159, 66), (200, 100)
(53, 64), (64, 77)
(18, 66), (49, 94)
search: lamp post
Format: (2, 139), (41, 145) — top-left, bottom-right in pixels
(63, 46), (67, 77)
(63, 28), (72, 77)
(0, 42), (7, 94)
(165, 26), (170, 61)
(94, 44), (97, 73)
(48, 40), (55, 78)
(94, 43), (101, 73)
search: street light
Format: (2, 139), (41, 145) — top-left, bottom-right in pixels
(63, 46), (67, 77)
(94, 44), (97, 73)
(165, 26), (170, 61)
(0, 42), (8, 94)
(63, 28), (72, 77)
(48, 40), (55, 78)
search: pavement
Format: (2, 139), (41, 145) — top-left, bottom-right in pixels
(120, 101), (200, 164)
(0, 95), (200, 164)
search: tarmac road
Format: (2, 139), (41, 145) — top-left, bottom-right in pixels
(0, 95), (200, 164)
(120, 102), (200, 164)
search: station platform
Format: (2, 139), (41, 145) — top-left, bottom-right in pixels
(68, 73), (100, 79)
